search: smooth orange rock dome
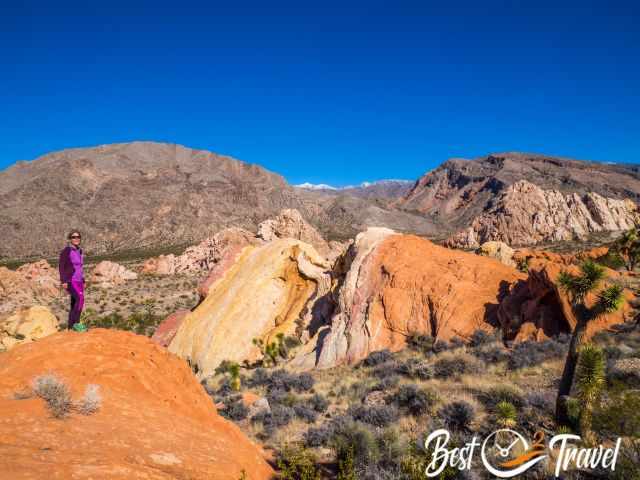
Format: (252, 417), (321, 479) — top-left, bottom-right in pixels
(0, 329), (274, 480)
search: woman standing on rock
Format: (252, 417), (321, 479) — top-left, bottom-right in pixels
(59, 229), (86, 331)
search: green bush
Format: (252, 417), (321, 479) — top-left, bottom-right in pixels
(276, 444), (321, 480)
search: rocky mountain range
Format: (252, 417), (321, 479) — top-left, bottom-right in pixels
(396, 152), (640, 246)
(1, 144), (639, 259)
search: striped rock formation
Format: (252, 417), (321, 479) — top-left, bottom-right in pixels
(293, 229), (525, 369)
(447, 180), (638, 248)
(169, 238), (331, 378)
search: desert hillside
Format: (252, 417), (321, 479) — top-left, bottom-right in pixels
(3, 144), (640, 261)
(397, 152), (640, 247)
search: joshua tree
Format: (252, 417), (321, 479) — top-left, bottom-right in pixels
(574, 344), (606, 445)
(613, 227), (640, 271)
(555, 260), (624, 426)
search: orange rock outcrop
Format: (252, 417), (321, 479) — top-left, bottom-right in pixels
(0, 329), (274, 479)
(298, 232), (525, 368)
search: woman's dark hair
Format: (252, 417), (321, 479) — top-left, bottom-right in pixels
(67, 229), (82, 240)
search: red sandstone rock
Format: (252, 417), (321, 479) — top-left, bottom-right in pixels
(497, 260), (633, 342)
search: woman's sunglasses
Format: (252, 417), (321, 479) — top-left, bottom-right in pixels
(70, 235), (81, 239)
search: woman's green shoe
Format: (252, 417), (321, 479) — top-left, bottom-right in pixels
(72, 323), (88, 332)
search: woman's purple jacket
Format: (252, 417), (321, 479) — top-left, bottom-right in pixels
(58, 246), (84, 283)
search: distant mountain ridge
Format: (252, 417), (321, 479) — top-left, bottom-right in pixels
(1, 145), (639, 259)
(0, 142), (432, 259)
(396, 152), (640, 247)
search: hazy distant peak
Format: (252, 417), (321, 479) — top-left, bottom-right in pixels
(295, 182), (338, 190)
(296, 179), (413, 191)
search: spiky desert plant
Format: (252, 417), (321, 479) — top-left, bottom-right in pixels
(228, 362), (241, 392)
(575, 344), (606, 445)
(613, 227), (640, 271)
(555, 260), (624, 426)
(495, 401), (517, 428)
(265, 341), (279, 367)
(276, 332), (288, 359)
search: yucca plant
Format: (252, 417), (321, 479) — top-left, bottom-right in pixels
(228, 362), (241, 392)
(575, 344), (606, 445)
(555, 261), (624, 426)
(495, 401), (517, 428)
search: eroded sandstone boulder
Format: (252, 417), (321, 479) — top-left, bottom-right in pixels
(257, 208), (331, 257)
(294, 231), (524, 369)
(141, 254), (177, 275)
(90, 260), (138, 287)
(477, 241), (515, 267)
(169, 239), (331, 377)
(0, 263), (60, 316)
(0, 329), (273, 479)
(16, 260), (60, 297)
(497, 258), (633, 342)
(0, 306), (59, 351)
(141, 227), (259, 275)
(447, 180), (638, 248)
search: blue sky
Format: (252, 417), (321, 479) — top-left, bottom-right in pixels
(1, 1), (638, 186)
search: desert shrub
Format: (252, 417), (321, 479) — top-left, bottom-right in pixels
(432, 340), (450, 353)
(219, 395), (249, 421)
(508, 339), (567, 369)
(294, 404), (318, 423)
(401, 440), (462, 480)
(309, 393), (329, 413)
(439, 401), (475, 432)
(304, 424), (333, 447)
(449, 337), (466, 349)
(434, 354), (481, 379)
(32, 374), (72, 419)
(479, 385), (526, 410)
(372, 360), (403, 380)
(394, 384), (438, 416)
(375, 375), (401, 392)
(331, 420), (380, 472)
(348, 404), (399, 427)
(84, 310), (162, 336)
(397, 358), (433, 380)
(603, 344), (625, 360)
(472, 344), (510, 363)
(248, 368), (314, 393)
(363, 349), (393, 366)
(252, 404), (295, 435)
(593, 386), (640, 480)
(248, 367), (269, 386)
(407, 333), (434, 352)
(215, 377), (235, 397)
(525, 391), (554, 413)
(276, 444), (321, 480)
(469, 329), (496, 347)
(76, 384), (101, 415)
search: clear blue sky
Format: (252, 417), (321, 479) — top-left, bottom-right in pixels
(1, 1), (638, 186)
